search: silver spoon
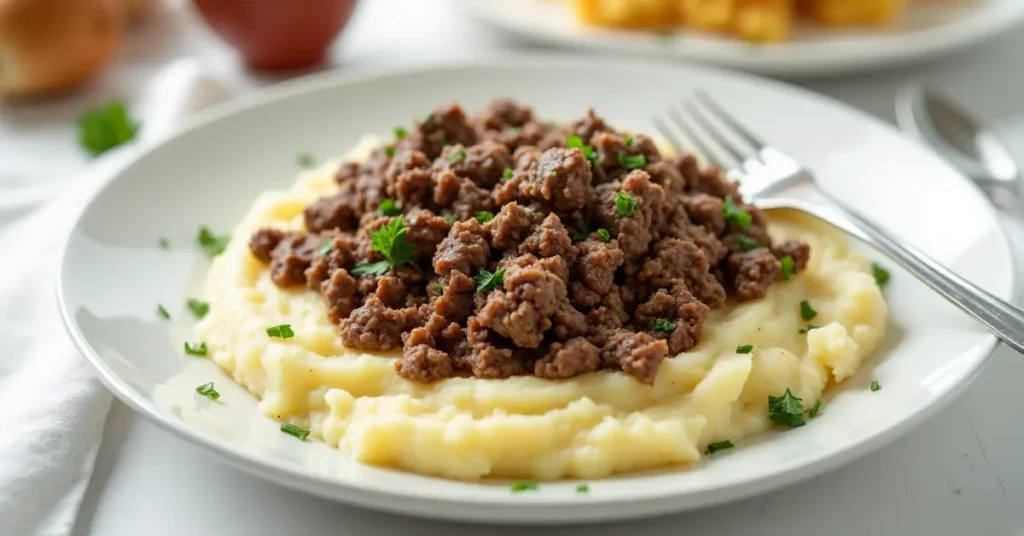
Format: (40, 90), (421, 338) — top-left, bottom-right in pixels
(896, 86), (1023, 216)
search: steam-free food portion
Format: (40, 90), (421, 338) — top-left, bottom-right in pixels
(196, 99), (888, 480)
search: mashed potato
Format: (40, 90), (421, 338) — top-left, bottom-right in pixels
(196, 138), (888, 481)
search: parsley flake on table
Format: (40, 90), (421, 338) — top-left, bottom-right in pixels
(156, 304), (170, 320)
(186, 298), (209, 319)
(475, 211), (494, 223)
(158, 237), (170, 249)
(566, 134), (599, 167)
(596, 228), (611, 242)
(184, 342), (208, 356)
(807, 399), (822, 418)
(77, 101), (139, 157)
(266, 324), (295, 339)
(502, 167), (513, 180)
(652, 318), (676, 333)
(357, 218), (415, 274)
(393, 126), (408, 140)
(706, 440), (735, 455)
(575, 484), (589, 494)
(475, 268), (505, 292)
(378, 198), (402, 217)
(196, 227), (230, 256)
(736, 344), (753, 354)
(510, 481), (539, 493)
(722, 196), (752, 230)
(736, 235), (761, 251)
(195, 382), (220, 401)
(872, 262), (891, 288)
(280, 423), (310, 441)
(618, 152), (647, 170)
(799, 300), (817, 321)
(616, 191), (637, 216)
(767, 388), (806, 428)
(870, 380), (881, 392)
(780, 256), (794, 280)
(448, 148), (467, 162)
(297, 152), (315, 168)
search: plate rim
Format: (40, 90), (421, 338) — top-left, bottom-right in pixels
(56, 53), (1016, 523)
(456, 0), (1024, 76)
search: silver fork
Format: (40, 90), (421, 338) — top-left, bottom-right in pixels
(654, 90), (1024, 355)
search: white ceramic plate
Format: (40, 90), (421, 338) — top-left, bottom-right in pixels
(458, 0), (1024, 77)
(58, 55), (1013, 524)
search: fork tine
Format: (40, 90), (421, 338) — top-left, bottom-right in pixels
(681, 99), (749, 165)
(694, 89), (766, 151)
(666, 105), (733, 171)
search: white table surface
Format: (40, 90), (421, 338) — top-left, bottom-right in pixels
(45, 1), (1024, 534)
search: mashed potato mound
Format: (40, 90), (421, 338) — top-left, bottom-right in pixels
(196, 139), (888, 481)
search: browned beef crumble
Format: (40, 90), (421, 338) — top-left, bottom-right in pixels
(247, 99), (812, 384)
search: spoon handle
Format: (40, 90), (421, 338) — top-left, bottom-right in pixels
(829, 197), (1024, 354)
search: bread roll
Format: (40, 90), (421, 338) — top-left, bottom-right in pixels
(0, 0), (122, 98)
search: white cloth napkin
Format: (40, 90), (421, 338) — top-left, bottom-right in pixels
(0, 59), (232, 536)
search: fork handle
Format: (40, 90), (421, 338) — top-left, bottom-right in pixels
(825, 195), (1024, 354)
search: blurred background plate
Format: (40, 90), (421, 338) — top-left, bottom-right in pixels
(457, 0), (1024, 77)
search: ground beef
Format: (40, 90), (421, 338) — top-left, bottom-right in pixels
(433, 219), (490, 275)
(247, 100), (812, 383)
(727, 248), (782, 302)
(534, 338), (600, 379)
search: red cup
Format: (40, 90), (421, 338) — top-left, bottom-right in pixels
(192, 0), (358, 71)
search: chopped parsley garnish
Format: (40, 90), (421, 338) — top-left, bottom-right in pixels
(316, 239), (335, 256)
(870, 380), (881, 392)
(448, 148), (467, 162)
(184, 342), (207, 356)
(158, 237), (170, 249)
(574, 222), (591, 241)
(502, 167), (513, 180)
(798, 325), (821, 334)
(566, 134), (600, 167)
(575, 484), (589, 494)
(393, 126), (407, 140)
(616, 191), (637, 216)
(736, 235), (761, 251)
(364, 218), (415, 273)
(624, 136), (634, 147)
(280, 423), (310, 441)
(195, 382), (220, 400)
(872, 262), (890, 288)
(808, 399), (822, 417)
(378, 198), (402, 216)
(510, 481), (539, 493)
(439, 135), (449, 147)
(352, 261), (389, 276)
(767, 388), (806, 428)
(706, 440), (735, 455)
(780, 256), (794, 280)
(297, 152), (315, 168)
(652, 318), (676, 333)
(196, 227), (230, 256)
(77, 101), (139, 157)
(444, 214), (456, 225)
(475, 211), (494, 223)
(736, 344), (753, 354)
(799, 300), (817, 321)
(156, 304), (170, 320)
(266, 324), (295, 339)
(475, 268), (505, 292)
(617, 152), (647, 170)
(385, 146), (396, 158)
(433, 282), (443, 293)
(547, 170), (558, 178)
(596, 228), (611, 242)
(722, 196), (752, 230)
(186, 299), (209, 319)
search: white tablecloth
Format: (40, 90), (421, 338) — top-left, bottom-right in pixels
(3, 0), (1023, 534)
